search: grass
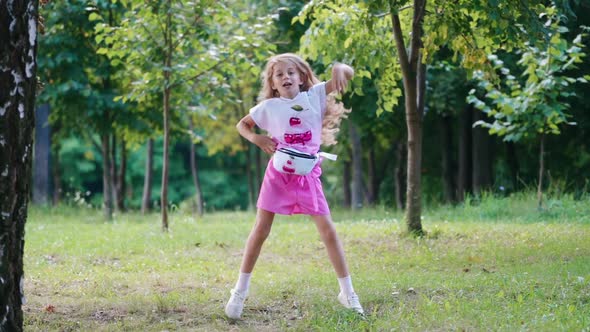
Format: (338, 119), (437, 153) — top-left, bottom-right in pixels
(24, 194), (590, 331)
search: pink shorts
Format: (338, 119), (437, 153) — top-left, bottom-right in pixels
(257, 159), (330, 215)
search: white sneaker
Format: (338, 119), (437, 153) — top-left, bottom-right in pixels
(225, 288), (247, 319)
(338, 292), (365, 315)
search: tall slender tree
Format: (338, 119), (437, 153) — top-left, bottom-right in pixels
(0, 0), (39, 330)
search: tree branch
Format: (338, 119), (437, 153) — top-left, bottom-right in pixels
(409, 0), (426, 70)
(168, 56), (230, 89)
(374, 4), (413, 18)
(140, 20), (165, 50)
(171, 14), (201, 51)
(390, 7), (410, 81)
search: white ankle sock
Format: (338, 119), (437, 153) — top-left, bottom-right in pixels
(338, 275), (355, 296)
(235, 272), (251, 293)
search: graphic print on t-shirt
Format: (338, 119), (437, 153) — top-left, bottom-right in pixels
(289, 117), (301, 126)
(284, 130), (312, 145)
(249, 82), (326, 154)
(286, 103), (311, 144)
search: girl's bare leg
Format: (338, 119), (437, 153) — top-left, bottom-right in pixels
(225, 209), (275, 319)
(311, 214), (364, 314)
(239, 208), (275, 273)
(310, 214), (349, 277)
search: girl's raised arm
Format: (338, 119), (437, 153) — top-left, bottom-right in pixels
(326, 63), (354, 95)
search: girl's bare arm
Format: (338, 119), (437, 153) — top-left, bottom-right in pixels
(236, 114), (277, 154)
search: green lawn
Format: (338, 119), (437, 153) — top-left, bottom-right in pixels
(24, 195), (590, 331)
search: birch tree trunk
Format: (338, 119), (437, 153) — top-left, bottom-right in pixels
(0, 1), (39, 329)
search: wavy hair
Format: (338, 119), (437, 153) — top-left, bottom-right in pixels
(259, 53), (350, 146)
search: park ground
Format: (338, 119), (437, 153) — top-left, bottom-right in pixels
(23, 194), (590, 331)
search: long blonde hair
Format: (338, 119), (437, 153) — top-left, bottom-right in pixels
(259, 53), (350, 146)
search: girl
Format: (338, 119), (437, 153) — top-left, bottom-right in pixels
(225, 53), (363, 319)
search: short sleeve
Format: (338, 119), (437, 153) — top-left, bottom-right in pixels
(249, 101), (271, 132)
(308, 82), (327, 115)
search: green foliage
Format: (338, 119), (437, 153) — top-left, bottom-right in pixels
(93, 0), (277, 154)
(55, 136), (248, 211)
(38, 0), (131, 140)
(426, 61), (471, 115)
(296, 0), (403, 116)
(296, 0), (549, 117)
(57, 137), (101, 196)
(468, 9), (589, 142)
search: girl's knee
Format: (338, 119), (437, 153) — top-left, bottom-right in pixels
(320, 227), (338, 244)
(253, 222), (272, 238)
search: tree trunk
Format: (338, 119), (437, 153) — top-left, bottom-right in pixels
(161, 1), (172, 231)
(537, 133), (545, 210)
(457, 104), (473, 202)
(505, 141), (519, 192)
(440, 113), (456, 204)
(188, 118), (204, 216)
(367, 144), (377, 204)
(110, 135), (118, 211)
(141, 138), (154, 214)
(52, 143), (62, 205)
(0, 1), (38, 329)
(116, 139), (126, 212)
(472, 109), (493, 196)
(101, 134), (113, 220)
(349, 123), (364, 209)
(33, 103), (51, 205)
(342, 159), (352, 208)
(391, 0), (426, 235)
(161, 86), (171, 231)
(394, 141), (406, 210)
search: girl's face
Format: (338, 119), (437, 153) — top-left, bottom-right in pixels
(270, 61), (303, 99)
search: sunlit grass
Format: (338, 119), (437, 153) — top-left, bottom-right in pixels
(24, 194), (590, 331)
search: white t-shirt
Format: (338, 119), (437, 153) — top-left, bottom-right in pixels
(249, 82), (327, 155)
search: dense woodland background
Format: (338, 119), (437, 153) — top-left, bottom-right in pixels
(32, 0), (590, 217)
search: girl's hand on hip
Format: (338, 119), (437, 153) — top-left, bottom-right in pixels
(254, 135), (277, 154)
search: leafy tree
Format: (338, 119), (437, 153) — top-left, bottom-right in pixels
(0, 0), (39, 330)
(95, 0), (274, 229)
(296, 0), (550, 234)
(38, 0), (133, 219)
(468, 8), (589, 209)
